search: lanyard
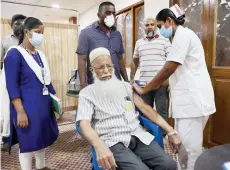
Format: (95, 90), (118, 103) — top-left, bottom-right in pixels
(21, 44), (46, 87)
(34, 52), (46, 87)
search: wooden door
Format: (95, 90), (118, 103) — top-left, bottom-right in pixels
(203, 0), (230, 147)
(134, 5), (145, 42)
(171, 0), (230, 147)
(115, 1), (144, 66)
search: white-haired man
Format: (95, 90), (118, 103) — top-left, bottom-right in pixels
(76, 47), (180, 170)
(130, 17), (171, 127)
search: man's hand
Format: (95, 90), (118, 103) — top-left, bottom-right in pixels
(80, 83), (87, 90)
(130, 79), (135, 85)
(168, 134), (181, 154)
(95, 143), (117, 170)
(132, 83), (145, 95)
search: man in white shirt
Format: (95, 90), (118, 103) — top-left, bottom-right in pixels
(130, 17), (171, 126)
(1, 14), (26, 70)
(77, 47), (181, 170)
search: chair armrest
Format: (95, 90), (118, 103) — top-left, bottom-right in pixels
(139, 115), (164, 149)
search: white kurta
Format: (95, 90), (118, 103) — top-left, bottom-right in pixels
(167, 26), (216, 170)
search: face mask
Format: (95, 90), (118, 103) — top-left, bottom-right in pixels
(27, 31), (44, 47)
(160, 25), (173, 38)
(104, 15), (115, 28)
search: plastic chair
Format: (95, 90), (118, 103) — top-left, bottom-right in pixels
(75, 113), (164, 170)
(75, 80), (164, 170)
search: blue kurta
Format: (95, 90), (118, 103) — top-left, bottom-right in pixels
(4, 48), (59, 153)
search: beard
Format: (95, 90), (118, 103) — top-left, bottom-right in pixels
(13, 29), (20, 37)
(146, 31), (155, 38)
(93, 71), (123, 98)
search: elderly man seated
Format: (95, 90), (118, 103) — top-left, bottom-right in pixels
(76, 47), (181, 170)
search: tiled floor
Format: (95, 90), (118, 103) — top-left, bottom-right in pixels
(1, 112), (177, 170)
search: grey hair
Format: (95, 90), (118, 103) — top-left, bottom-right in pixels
(144, 16), (156, 24)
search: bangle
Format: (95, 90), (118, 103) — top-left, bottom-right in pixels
(167, 131), (177, 136)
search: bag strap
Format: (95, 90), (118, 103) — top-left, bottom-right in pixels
(68, 70), (78, 84)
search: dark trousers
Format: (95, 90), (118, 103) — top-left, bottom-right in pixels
(110, 136), (177, 170)
(141, 87), (168, 121)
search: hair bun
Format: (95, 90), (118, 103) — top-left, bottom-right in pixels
(176, 15), (185, 25)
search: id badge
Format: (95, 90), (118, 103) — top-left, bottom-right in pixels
(42, 87), (49, 95)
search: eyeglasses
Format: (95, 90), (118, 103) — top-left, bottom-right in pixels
(93, 64), (114, 72)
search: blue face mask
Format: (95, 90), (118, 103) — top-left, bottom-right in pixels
(160, 25), (173, 38)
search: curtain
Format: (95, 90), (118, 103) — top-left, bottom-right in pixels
(1, 19), (78, 111)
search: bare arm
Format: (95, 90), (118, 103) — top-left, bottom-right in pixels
(130, 57), (139, 83)
(79, 120), (117, 170)
(79, 120), (104, 148)
(133, 92), (181, 153)
(78, 55), (87, 89)
(142, 61), (179, 94)
(133, 93), (173, 134)
(119, 56), (128, 81)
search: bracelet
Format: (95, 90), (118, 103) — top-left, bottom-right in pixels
(167, 131), (178, 136)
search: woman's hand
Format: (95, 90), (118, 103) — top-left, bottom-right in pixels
(17, 111), (29, 128)
(132, 83), (145, 95)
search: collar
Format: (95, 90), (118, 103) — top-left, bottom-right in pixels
(144, 34), (159, 41)
(94, 21), (117, 31)
(10, 33), (16, 38)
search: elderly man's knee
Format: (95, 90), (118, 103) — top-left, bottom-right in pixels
(160, 155), (177, 170)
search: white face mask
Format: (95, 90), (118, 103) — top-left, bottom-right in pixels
(104, 15), (115, 28)
(27, 31), (44, 47)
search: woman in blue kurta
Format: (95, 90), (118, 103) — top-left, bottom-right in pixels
(4, 17), (59, 170)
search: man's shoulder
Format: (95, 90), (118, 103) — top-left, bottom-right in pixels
(79, 84), (94, 97)
(2, 34), (13, 44)
(136, 38), (145, 43)
(80, 25), (95, 34)
(135, 38), (145, 47)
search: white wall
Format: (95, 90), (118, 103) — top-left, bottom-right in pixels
(145, 0), (169, 18)
(78, 0), (141, 31)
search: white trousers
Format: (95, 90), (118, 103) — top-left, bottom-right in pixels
(175, 116), (209, 170)
(19, 149), (45, 170)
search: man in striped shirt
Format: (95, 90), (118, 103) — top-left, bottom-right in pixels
(130, 17), (171, 124)
(77, 47), (180, 170)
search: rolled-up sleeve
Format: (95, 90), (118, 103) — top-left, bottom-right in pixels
(76, 29), (89, 55)
(4, 49), (21, 99)
(76, 92), (94, 122)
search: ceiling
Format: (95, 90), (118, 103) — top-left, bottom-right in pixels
(1, 0), (103, 23)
